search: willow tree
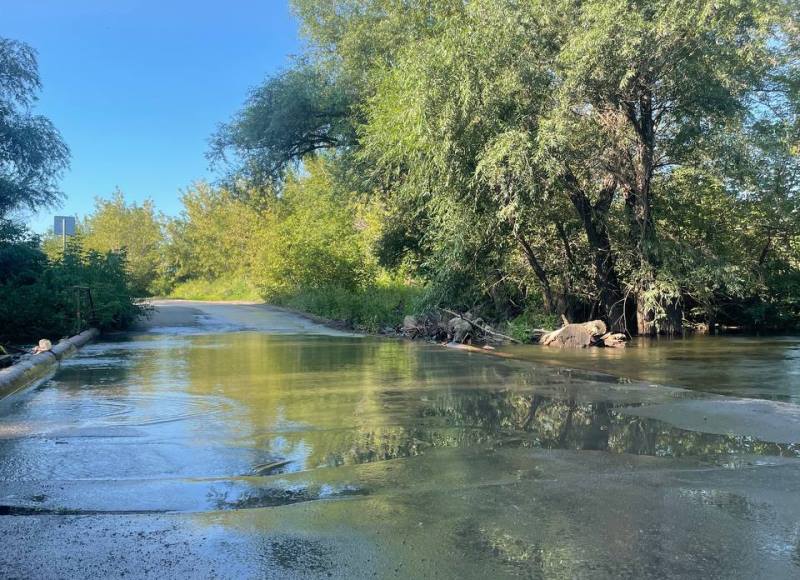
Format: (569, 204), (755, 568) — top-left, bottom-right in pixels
(208, 63), (357, 192)
(212, 0), (799, 333)
(358, 2), (566, 314)
(356, 0), (799, 332)
(355, 1), (634, 328)
(546, 0), (799, 333)
(0, 38), (69, 218)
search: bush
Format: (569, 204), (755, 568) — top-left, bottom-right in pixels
(0, 225), (143, 343)
(167, 276), (261, 302)
(274, 279), (423, 332)
(506, 308), (561, 343)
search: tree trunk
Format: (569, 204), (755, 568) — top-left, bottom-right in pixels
(636, 297), (683, 336)
(623, 85), (658, 261)
(621, 84), (691, 337)
(564, 173), (630, 333)
(515, 231), (555, 314)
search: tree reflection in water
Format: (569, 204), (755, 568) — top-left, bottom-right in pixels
(321, 389), (799, 468)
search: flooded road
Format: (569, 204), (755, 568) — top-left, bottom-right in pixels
(1, 302), (799, 578)
(502, 334), (800, 404)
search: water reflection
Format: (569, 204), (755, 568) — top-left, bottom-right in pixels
(4, 332), (793, 483)
(174, 333), (798, 469)
(2, 330), (799, 577)
(503, 334), (800, 403)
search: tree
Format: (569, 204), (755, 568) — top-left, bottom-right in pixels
(164, 183), (262, 284)
(205, 0), (800, 333)
(81, 191), (165, 295)
(0, 38), (70, 217)
(208, 63), (356, 190)
(249, 157), (376, 298)
(542, 0), (799, 333)
(341, 0), (799, 332)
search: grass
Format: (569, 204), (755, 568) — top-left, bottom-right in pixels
(273, 282), (424, 333)
(167, 275), (423, 333)
(168, 276), (262, 302)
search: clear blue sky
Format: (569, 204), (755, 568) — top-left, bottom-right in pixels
(2, 0), (300, 232)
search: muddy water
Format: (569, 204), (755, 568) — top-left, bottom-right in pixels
(1, 327), (800, 578)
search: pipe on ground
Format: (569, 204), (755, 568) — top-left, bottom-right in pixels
(0, 328), (99, 400)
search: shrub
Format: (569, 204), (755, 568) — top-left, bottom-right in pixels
(0, 225), (143, 343)
(274, 279), (424, 332)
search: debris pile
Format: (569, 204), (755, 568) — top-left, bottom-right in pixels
(401, 309), (625, 348)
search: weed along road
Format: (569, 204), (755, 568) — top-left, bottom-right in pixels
(0, 301), (798, 578)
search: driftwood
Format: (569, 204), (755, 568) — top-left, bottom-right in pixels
(440, 308), (521, 344)
(252, 459), (293, 475)
(402, 308), (629, 348)
(402, 308), (522, 344)
(402, 312), (448, 341)
(540, 320), (626, 348)
(598, 331), (627, 348)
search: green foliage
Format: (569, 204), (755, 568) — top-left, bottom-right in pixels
(274, 278), (423, 332)
(251, 158), (377, 298)
(153, 158), (419, 331)
(163, 183), (260, 287)
(506, 309), (562, 343)
(168, 276), (261, 302)
(0, 38), (70, 217)
(79, 191), (166, 295)
(208, 63), (356, 188)
(0, 219), (46, 285)
(284, 0), (800, 332)
(0, 224), (143, 343)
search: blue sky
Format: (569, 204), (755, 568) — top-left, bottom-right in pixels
(2, 0), (300, 232)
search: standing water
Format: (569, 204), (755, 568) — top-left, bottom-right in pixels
(0, 303), (799, 578)
(502, 334), (800, 403)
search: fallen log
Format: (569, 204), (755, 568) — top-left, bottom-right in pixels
(599, 331), (627, 348)
(539, 320), (626, 348)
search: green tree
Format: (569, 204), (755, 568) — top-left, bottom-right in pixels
(0, 227), (143, 343)
(81, 191), (165, 295)
(539, 0), (798, 333)
(164, 182), (262, 285)
(208, 63), (356, 189)
(0, 38), (70, 217)
(250, 157), (376, 298)
(311, 0), (799, 332)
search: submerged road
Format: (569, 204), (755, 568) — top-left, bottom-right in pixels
(1, 301), (799, 578)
